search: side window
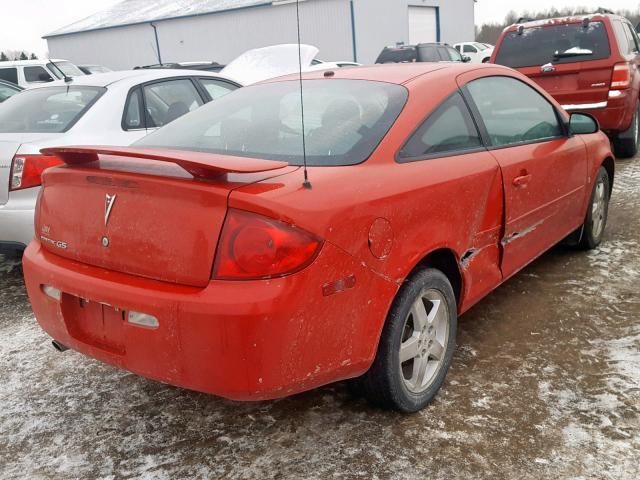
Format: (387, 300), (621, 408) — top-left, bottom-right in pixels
(466, 76), (563, 147)
(418, 46), (440, 62)
(447, 47), (463, 61)
(24, 66), (53, 83)
(198, 78), (237, 101)
(142, 79), (204, 128)
(624, 23), (640, 52)
(123, 88), (144, 130)
(436, 47), (450, 61)
(454, 45), (461, 52)
(613, 20), (632, 54)
(0, 68), (18, 84)
(463, 44), (477, 53)
(399, 92), (482, 160)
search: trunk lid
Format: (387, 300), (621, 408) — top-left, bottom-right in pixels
(37, 147), (292, 287)
(520, 60), (612, 108)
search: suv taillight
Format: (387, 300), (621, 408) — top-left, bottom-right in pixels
(611, 63), (631, 90)
(10, 155), (63, 191)
(213, 209), (323, 280)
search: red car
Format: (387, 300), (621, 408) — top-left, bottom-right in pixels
(23, 63), (614, 412)
(491, 12), (640, 157)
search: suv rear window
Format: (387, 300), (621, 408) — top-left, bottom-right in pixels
(137, 80), (408, 166)
(0, 86), (104, 133)
(495, 21), (611, 68)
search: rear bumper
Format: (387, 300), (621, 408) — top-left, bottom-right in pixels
(561, 89), (635, 134)
(0, 187), (38, 250)
(23, 240), (396, 400)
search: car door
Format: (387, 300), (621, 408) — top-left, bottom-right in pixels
(463, 44), (478, 62)
(461, 74), (588, 279)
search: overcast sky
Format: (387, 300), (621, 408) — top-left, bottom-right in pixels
(1, 0), (639, 57)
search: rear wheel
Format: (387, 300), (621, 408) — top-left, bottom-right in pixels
(360, 269), (457, 412)
(579, 167), (610, 250)
(613, 103), (639, 158)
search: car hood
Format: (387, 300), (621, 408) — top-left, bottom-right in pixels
(221, 44), (319, 85)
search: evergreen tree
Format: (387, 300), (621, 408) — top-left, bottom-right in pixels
(19, 51), (28, 60)
(30, 53), (37, 60)
(0, 52), (8, 62)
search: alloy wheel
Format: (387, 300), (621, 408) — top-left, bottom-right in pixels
(591, 178), (607, 239)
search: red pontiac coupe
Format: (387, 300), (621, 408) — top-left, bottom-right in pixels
(23, 63), (614, 412)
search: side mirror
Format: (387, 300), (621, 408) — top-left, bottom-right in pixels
(462, 55), (471, 63)
(569, 112), (599, 135)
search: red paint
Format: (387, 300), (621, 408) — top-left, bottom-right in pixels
(23, 63), (614, 400)
(491, 14), (640, 135)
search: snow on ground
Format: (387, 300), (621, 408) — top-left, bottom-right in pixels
(0, 158), (639, 479)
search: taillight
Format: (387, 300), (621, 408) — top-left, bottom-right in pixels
(10, 154), (63, 191)
(213, 209), (323, 280)
(611, 63), (631, 90)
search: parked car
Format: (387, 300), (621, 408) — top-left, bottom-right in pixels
(376, 43), (470, 63)
(135, 62), (225, 73)
(453, 42), (494, 63)
(23, 62), (614, 412)
(311, 59), (361, 68)
(491, 12), (640, 157)
(78, 64), (113, 75)
(0, 69), (240, 256)
(0, 59), (85, 88)
(0, 79), (22, 102)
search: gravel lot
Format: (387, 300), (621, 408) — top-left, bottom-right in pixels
(1, 158), (638, 480)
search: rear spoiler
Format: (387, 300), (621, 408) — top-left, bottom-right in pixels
(40, 146), (289, 179)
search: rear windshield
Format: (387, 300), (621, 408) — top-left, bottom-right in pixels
(138, 79), (408, 166)
(376, 47), (418, 64)
(0, 86), (104, 133)
(495, 21), (611, 68)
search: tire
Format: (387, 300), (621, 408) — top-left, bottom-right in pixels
(578, 167), (611, 250)
(613, 103), (639, 158)
(360, 268), (457, 412)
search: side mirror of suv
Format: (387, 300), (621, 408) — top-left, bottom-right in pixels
(569, 112), (599, 135)
(462, 55), (471, 63)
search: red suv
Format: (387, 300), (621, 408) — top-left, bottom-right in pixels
(491, 13), (640, 157)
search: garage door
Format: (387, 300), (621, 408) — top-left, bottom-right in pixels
(408, 6), (437, 44)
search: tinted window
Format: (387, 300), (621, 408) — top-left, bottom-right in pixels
(463, 44), (476, 53)
(466, 76), (563, 147)
(123, 89), (143, 129)
(24, 66), (53, 83)
(495, 22), (611, 68)
(0, 68), (18, 84)
(446, 47), (463, 61)
(624, 23), (640, 52)
(0, 86), (104, 133)
(417, 45), (440, 62)
(143, 79), (203, 127)
(137, 80), (408, 166)
(0, 83), (20, 102)
(399, 92), (481, 160)
(376, 47), (418, 63)
(199, 78), (236, 100)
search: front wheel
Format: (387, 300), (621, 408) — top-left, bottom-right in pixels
(360, 269), (457, 412)
(579, 167), (611, 249)
(613, 103), (639, 158)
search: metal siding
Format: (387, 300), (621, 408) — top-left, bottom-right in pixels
(47, 0), (352, 70)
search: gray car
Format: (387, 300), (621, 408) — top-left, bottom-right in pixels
(0, 69), (240, 256)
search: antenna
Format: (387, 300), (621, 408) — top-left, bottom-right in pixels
(295, 0), (312, 189)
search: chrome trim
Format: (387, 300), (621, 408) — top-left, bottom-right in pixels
(561, 101), (608, 111)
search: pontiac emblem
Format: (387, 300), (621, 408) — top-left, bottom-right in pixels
(105, 194), (117, 226)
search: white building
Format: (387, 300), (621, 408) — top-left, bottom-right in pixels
(44, 0), (476, 69)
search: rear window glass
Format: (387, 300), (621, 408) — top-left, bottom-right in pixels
(376, 47), (418, 63)
(495, 21), (611, 68)
(137, 79), (408, 166)
(0, 86), (104, 133)
(0, 68), (18, 84)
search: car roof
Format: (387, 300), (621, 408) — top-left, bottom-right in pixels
(0, 59), (69, 67)
(271, 62), (509, 86)
(506, 13), (621, 31)
(28, 69), (240, 89)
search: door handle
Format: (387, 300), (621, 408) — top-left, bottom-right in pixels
(513, 173), (532, 188)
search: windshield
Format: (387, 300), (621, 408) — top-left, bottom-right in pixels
(47, 61), (85, 78)
(495, 21), (611, 68)
(138, 80), (408, 166)
(474, 43), (490, 51)
(0, 86), (104, 133)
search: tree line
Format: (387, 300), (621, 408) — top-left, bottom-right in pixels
(0, 51), (38, 61)
(476, 8), (640, 44)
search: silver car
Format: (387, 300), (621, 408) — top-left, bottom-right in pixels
(0, 69), (240, 255)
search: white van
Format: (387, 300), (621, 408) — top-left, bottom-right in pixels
(0, 60), (85, 88)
